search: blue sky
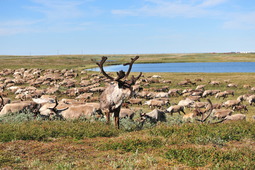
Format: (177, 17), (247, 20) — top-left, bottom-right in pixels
(1, 0), (255, 55)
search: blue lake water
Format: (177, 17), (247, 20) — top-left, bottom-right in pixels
(88, 62), (255, 73)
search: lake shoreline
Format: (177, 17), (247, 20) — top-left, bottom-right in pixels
(87, 62), (255, 73)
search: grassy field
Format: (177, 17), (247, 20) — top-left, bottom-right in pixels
(0, 53), (255, 169)
(1, 52), (255, 70)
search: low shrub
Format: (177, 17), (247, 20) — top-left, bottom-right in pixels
(0, 109), (44, 123)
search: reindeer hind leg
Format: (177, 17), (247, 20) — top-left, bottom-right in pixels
(105, 111), (111, 125)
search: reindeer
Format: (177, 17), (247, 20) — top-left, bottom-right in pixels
(119, 108), (136, 119)
(127, 98), (143, 106)
(186, 96), (201, 102)
(202, 90), (213, 97)
(0, 101), (40, 117)
(168, 89), (181, 96)
(38, 98), (68, 119)
(233, 105), (248, 113)
(180, 79), (196, 86)
(247, 95), (255, 106)
(61, 104), (103, 120)
(144, 99), (169, 109)
(96, 56), (142, 128)
(224, 114), (246, 121)
(178, 98), (195, 108)
(191, 101), (209, 108)
(166, 105), (186, 115)
(196, 84), (206, 90)
(182, 108), (204, 122)
(227, 83), (237, 88)
(208, 80), (220, 85)
(183, 99), (214, 122)
(211, 109), (233, 119)
(224, 90), (235, 96)
(222, 99), (241, 108)
(140, 109), (166, 123)
(215, 91), (228, 99)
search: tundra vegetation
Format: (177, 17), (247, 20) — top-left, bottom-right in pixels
(0, 53), (255, 169)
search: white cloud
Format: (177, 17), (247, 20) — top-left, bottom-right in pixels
(0, 20), (40, 27)
(112, 0), (228, 18)
(28, 0), (86, 20)
(0, 0), (94, 36)
(0, 19), (42, 36)
(223, 12), (255, 30)
(199, 0), (228, 7)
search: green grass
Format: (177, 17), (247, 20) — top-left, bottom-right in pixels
(97, 135), (163, 152)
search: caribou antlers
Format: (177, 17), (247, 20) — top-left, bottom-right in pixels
(47, 97), (59, 113)
(96, 56), (115, 81)
(96, 56), (142, 85)
(196, 99), (213, 123)
(195, 99), (233, 124)
(123, 56), (139, 78)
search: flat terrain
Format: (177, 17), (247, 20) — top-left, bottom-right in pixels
(0, 53), (255, 169)
(1, 53), (255, 70)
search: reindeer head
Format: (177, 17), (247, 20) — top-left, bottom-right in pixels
(44, 98), (68, 119)
(47, 98), (59, 115)
(96, 56), (142, 91)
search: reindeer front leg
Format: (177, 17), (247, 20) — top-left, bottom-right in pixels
(114, 107), (121, 129)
